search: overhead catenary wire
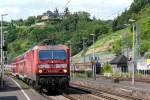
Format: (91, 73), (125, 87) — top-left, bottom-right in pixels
(64, 0), (72, 8)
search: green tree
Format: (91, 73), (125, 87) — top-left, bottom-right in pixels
(64, 7), (70, 17)
(54, 8), (59, 18)
(25, 16), (36, 26)
(112, 39), (122, 55)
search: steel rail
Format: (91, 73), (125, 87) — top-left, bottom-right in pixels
(70, 83), (142, 100)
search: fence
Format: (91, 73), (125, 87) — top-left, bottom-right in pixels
(111, 67), (150, 79)
(70, 62), (93, 79)
(70, 63), (150, 80)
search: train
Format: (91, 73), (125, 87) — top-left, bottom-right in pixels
(11, 44), (70, 91)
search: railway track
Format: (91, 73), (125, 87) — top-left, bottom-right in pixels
(13, 76), (98, 100)
(68, 86), (118, 100)
(70, 83), (142, 100)
(127, 78), (150, 83)
(41, 92), (72, 100)
(41, 87), (100, 100)
(65, 87), (113, 100)
(12, 76), (142, 100)
(41, 86), (122, 100)
(62, 93), (78, 100)
(97, 75), (150, 83)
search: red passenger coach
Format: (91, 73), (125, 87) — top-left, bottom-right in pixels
(11, 44), (70, 91)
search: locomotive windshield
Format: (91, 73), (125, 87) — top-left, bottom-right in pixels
(39, 50), (66, 60)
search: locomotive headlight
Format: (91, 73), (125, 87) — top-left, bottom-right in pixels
(63, 69), (67, 73)
(39, 69), (43, 73)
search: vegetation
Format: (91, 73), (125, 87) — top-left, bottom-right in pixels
(112, 0), (150, 31)
(4, 0), (150, 62)
(146, 53), (150, 59)
(101, 63), (112, 73)
(5, 9), (111, 61)
(112, 0), (150, 56)
(82, 0), (150, 57)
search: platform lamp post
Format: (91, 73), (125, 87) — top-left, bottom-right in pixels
(0, 13), (7, 88)
(90, 33), (96, 80)
(129, 19), (136, 85)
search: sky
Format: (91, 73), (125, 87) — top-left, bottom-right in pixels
(0, 0), (133, 21)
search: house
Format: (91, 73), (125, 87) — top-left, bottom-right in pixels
(37, 10), (61, 20)
(110, 55), (128, 73)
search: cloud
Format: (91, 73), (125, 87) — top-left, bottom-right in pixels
(0, 0), (133, 21)
(68, 0), (133, 19)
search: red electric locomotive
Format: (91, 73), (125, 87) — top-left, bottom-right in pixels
(11, 44), (70, 91)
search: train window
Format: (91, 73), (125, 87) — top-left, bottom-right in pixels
(39, 50), (66, 60)
(39, 50), (52, 60)
(53, 50), (66, 60)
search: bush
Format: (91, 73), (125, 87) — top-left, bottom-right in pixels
(112, 39), (121, 55)
(101, 63), (112, 74)
(85, 70), (92, 77)
(146, 53), (150, 59)
(140, 40), (150, 55)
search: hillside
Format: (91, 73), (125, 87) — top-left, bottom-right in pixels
(136, 4), (150, 55)
(72, 28), (132, 62)
(73, 1), (150, 61)
(112, 0), (150, 56)
(86, 28), (131, 54)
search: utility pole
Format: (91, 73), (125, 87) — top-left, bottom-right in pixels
(82, 37), (86, 63)
(90, 34), (96, 80)
(67, 41), (72, 78)
(132, 22), (135, 85)
(129, 19), (136, 85)
(0, 13), (7, 88)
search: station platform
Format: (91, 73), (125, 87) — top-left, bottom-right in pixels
(71, 76), (150, 100)
(0, 76), (27, 100)
(0, 76), (46, 100)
